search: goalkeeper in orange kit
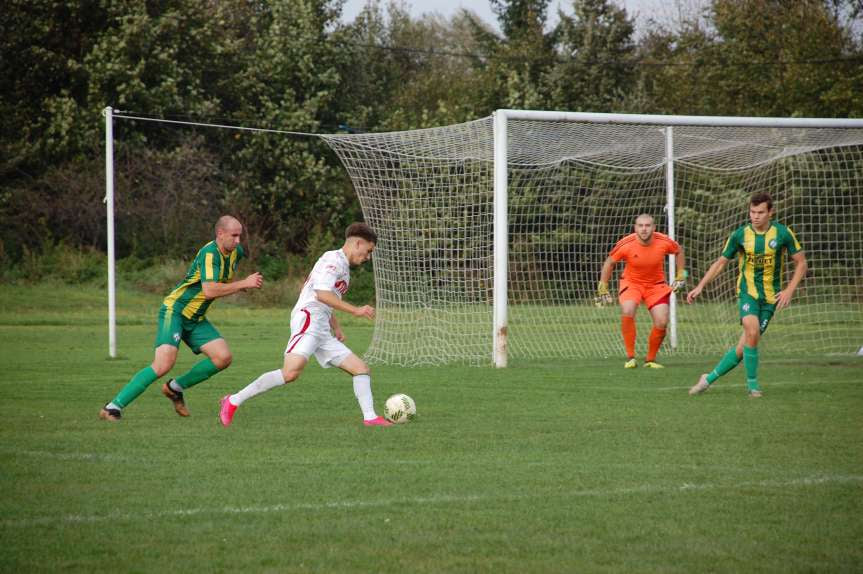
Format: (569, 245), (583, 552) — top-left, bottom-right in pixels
(596, 214), (686, 368)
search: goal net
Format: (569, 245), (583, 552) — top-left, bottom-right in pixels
(321, 112), (863, 366)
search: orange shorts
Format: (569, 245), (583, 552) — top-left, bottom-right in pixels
(618, 280), (672, 309)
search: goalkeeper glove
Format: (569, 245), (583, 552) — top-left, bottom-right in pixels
(595, 281), (613, 307)
(671, 269), (688, 293)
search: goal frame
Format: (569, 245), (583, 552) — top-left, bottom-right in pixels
(102, 107), (863, 363)
(491, 109), (863, 368)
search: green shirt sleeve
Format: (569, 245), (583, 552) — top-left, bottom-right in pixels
(780, 225), (802, 255)
(200, 244), (224, 283)
(720, 228), (741, 259)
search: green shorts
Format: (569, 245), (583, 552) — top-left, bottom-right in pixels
(738, 293), (776, 334)
(155, 305), (222, 354)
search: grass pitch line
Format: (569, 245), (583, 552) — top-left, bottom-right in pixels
(0, 447), (124, 462)
(5, 474), (861, 529)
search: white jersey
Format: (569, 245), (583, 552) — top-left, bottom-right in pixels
(292, 248), (350, 323)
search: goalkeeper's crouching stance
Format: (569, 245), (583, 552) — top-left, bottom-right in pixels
(596, 214), (686, 369)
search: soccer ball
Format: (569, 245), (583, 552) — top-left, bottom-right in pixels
(384, 393), (416, 424)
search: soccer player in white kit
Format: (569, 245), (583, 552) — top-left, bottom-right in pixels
(219, 223), (392, 427)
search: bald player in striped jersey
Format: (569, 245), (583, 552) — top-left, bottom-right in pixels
(687, 192), (807, 398)
(597, 214), (686, 369)
(99, 216), (263, 421)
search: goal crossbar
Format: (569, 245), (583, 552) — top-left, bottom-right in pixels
(497, 109), (863, 129)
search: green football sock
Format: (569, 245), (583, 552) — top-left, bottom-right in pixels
(174, 357), (221, 390)
(706, 347), (741, 384)
(743, 346), (760, 391)
(112, 366), (158, 408)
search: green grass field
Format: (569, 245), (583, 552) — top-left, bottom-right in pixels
(1, 283), (861, 573)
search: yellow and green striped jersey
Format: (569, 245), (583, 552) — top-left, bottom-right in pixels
(721, 221), (802, 304)
(162, 241), (245, 321)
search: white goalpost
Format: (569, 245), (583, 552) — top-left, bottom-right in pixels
(321, 110), (863, 367)
(102, 107), (309, 358)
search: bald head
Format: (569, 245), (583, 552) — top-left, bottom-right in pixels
(635, 214), (654, 226)
(215, 215), (241, 233)
(633, 213), (656, 244)
(214, 215), (243, 254)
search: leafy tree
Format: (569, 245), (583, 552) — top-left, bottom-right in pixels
(1, 0), (354, 261)
(336, 2), (484, 131)
(633, 0), (863, 117)
(547, 0), (637, 112)
(1, 0), (109, 176)
(471, 0), (556, 111)
(226, 0), (352, 255)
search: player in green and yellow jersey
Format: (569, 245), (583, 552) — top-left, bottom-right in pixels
(99, 216), (263, 421)
(686, 192), (808, 398)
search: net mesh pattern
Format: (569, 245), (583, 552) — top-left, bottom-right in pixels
(322, 117), (863, 365)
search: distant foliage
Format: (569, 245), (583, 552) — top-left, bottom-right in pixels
(1, 0), (861, 279)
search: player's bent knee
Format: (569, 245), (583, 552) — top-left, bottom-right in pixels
(151, 358), (176, 377)
(741, 327), (760, 347)
(338, 354), (369, 376)
(151, 363), (172, 377)
(213, 352), (233, 370)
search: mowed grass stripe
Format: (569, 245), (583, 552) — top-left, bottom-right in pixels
(5, 474), (861, 528)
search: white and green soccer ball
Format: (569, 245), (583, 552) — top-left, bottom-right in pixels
(384, 393), (416, 424)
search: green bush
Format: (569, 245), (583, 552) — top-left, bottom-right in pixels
(0, 242), (105, 284)
(117, 256), (188, 294)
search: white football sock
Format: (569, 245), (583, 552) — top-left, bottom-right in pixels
(352, 374), (377, 420)
(230, 369), (284, 406)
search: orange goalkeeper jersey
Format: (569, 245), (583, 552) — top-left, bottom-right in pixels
(609, 232), (680, 285)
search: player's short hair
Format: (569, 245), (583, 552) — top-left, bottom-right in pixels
(346, 222), (377, 244)
(749, 192), (773, 210)
(635, 213), (654, 224)
(215, 215), (241, 233)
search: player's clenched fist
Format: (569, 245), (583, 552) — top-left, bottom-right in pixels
(354, 305), (375, 320)
(244, 272), (264, 290)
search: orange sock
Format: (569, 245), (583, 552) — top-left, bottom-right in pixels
(621, 316), (636, 359)
(646, 326), (666, 362)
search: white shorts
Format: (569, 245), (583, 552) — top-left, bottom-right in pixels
(284, 307), (351, 369)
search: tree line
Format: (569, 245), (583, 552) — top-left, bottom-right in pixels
(1, 0), (861, 272)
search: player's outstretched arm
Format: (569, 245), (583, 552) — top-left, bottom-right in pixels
(775, 251), (808, 310)
(686, 257), (728, 304)
(201, 272), (264, 299)
(316, 290), (375, 320)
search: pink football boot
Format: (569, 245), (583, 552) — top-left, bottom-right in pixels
(363, 416), (393, 427)
(219, 395), (237, 427)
